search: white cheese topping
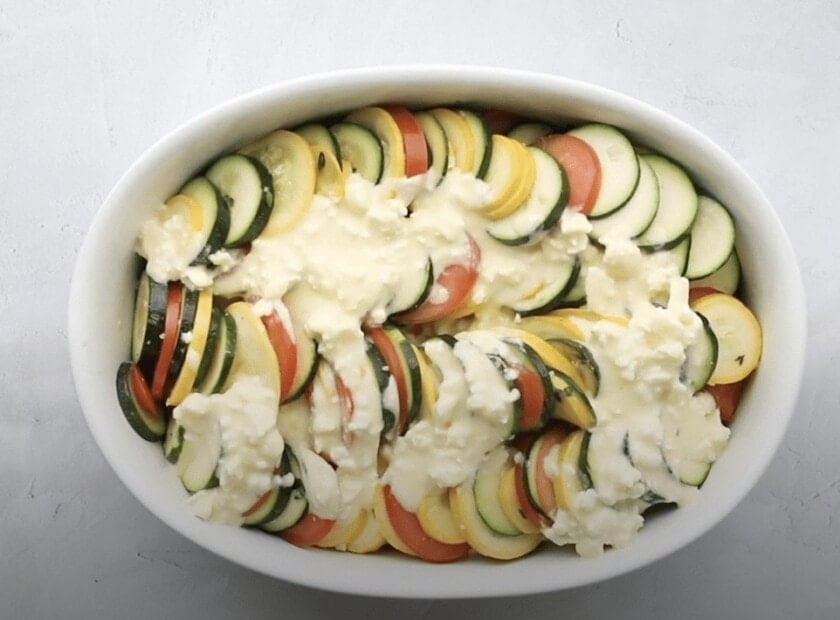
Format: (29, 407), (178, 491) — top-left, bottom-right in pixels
(542, 235), (730, 556)
(146, 159), (733, 558)
(176, 375), (285, 525)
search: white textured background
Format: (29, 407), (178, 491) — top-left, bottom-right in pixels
(2, 1), (838, 618)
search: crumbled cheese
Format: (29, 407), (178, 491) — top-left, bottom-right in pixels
(151, 164), (732, 557)
(176, 375), (285, 525)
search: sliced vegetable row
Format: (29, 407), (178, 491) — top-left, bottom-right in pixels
(146, 105), (743, 324)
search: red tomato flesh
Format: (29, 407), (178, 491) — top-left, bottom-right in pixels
(395, 233), (481, 325)
(129, 363), (163, 419)
(533, 428), (567, 516)
(280, 514), (336, 547)
(514, 365), (546, 432)
(364, 326), (410, 432)
(151, 283), (182, 402)
(513, 462), (550, 528)
(261, 310), (298, 402)
(381, 484), (470, 563)
(483, 109), (518, 135)
(688, 286), (721, 305)
(705, 379), (745, 425)
(385, 105), (429, 177)
(536, 134), (601, 215)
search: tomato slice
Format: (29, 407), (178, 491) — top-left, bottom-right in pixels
(483, 109), (518, 135)
(381, 484), (470, 563)
(280, 513), (336, 547)
(385, 106), (429, 177)
(261, 310), (298, 402)
(536, 134), (601, 215)
(705, 379), (745, 425)
(364, 327), (410, 433)
(513, 462), (549, 528)
(514, 365), (546, 432)
(395, 233), (481, 325)
(688, 286), (721, 305)
(533, 429), (567, 515)
(151, 283), (183, 402)
(129, 363), (163, 419)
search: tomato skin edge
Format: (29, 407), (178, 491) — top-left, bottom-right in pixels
(688, 286), (721, 305)
(385, 105), (429, 178)
(381, 485), (470, 563)
(151, 283), (183, 402)
(129, 363), (163, 420)
(514, 365), (546, 432)
(513, 462), (550, 528)
(280, 514), (336, 547)
(394, 233), (481, 325)
(535, 134), (601, 216)
(705, 379), (746, 425)
(261, 311), (298, 402)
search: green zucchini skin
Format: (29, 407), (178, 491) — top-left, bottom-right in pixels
(115, 362), (166, 442)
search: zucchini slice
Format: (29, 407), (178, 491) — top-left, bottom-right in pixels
(508, 122), (553, 145)
(479, 134), (530, 218)
(382, 325), (422, 431)
(568, 124), (639, 218)
(163, 416), (185, 464)
(655, 234), (691, 276)
(457, 109), (492, 179)
(260, 447), (307, 532)
(223, 301), (281, 404)
(450, 479), (542, 560)
(635, 154), (698, 250)
(196, 309), (236, 395)
(167, 287), (215, 406)
(690, 249), (741, 295)
(691, 293), (762, 384)
(329, 122), (384, 183)
(344, 106), (406, 179)
(685, 196), (736, 280)
(502, 339), (555, 433)
(176, 413), (221, 493)
(589, 154), (659, 243)
(115, 362), (167, 442)
(510, 258), (580, 316)
(428, 108), (475, 173)
(522, 428), (567, 517)
(473, 448), (521, 536)
(551, 430), (588, 511)
(193, 305), (223, 389)
(681, 313), (719, 392)
(179, 176), (231, 264)
(414, 111), (449, 178)
(242, 449), (298, 527)
(366, 341), (397, 436)
(165, 286), (201, 394)
(547, 338), (600, 397)
(205, 154), (274, 248)
(282, 293), (320, 402)
(483, 140), (537, 220)
(549, 370), (597, 429)
(416, 492), (468, 545)
(486, 146), (567, 246)
(387, 257), (433, 317)
(295, 123), (342, 160)
(131, 273), (168, 377)
(238, 129), (316, 236)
